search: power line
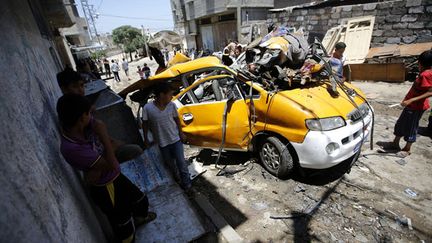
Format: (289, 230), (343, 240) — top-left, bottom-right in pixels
(98, 13), (172, 21)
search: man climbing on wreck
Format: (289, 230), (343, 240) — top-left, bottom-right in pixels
(329, 42), (347, 81)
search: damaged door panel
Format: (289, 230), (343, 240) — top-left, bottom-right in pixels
(174, 74), (251, 150)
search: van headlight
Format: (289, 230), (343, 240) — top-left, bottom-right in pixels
(305, 116), (346, 131)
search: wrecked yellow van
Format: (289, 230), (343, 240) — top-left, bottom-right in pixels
(121, 56), (372, 178)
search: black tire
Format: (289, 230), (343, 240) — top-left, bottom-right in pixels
(259, 136), (294, 178)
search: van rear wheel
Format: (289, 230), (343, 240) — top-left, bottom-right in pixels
(259, 136), (294, 178)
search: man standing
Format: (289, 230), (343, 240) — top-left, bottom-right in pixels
(111, 60), (121, 82)
(122, 58), (131, 80)
(142, 83), (192, 192)
(142, 63), (151, 79)
(329, 42), (346, 81)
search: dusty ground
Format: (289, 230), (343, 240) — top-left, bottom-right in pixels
(104, 56), (432, 242)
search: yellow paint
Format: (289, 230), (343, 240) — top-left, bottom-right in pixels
(260, 36), (290, 52)
(106, 182), (115, 206)
(168, 52), (191, 67)
(145, 57), (370, 151)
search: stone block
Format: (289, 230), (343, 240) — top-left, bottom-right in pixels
(320, 20), (328, 26)
(296, 16), (305, 21)
(342, 5), (352, 11)
(373, 37), (387, 43)
(426, 22), (432, 28)
(427, 6), (432, 13)
(331, 12), (341, 19)
(409, 6), (424, 13)
(310, 20), (319, 25)
(352, 11), (364, 17)
(383, 30), (398, 37)
(400, 29), (414, 35)
(331, 7), (342, 13)
(406, 0), (422, 7)
(377, 2), (393, 10)
(310, 15), (319, 21)
(328, 19), (338, 25)
(390, 7), (407, 14)
(318, 8), (326, 14)
(408, 22), (425, 28)
(385, 15), (401, 23)
(379, 24), (393, 30)
(386, 37), (401, 44)
(353, 5), (363, 11)
(401, 14), (417, 22)
(363, 3), (377, 10)
(372, 29), (384, 37)
(392, 1), (406, 8)
(393, 23), (408, 29)
(375, 15), (386, 24)
(402, 35), (417, 43)
(301, 10), (308, 15)
(321, 14), (330, 20)
(341, 11), (352, 18)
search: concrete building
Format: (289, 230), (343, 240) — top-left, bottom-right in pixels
(172, 0), (292, 52)
(0, 0), (107, 241)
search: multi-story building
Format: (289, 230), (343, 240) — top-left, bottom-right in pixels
(171, 0), (281, 52)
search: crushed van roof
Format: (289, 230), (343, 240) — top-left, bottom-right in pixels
(149, 56), (228, 80)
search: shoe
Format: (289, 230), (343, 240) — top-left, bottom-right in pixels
(134, 212), (157, 227)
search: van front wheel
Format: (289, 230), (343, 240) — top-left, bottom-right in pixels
(259, 136), (294, 178)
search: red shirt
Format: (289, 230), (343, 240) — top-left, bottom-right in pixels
(405, 69), (432, 110)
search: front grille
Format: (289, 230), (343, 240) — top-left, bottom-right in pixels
(348, 105), (369, 123)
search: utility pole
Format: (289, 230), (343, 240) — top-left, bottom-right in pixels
(237, 0), (242, 42)
(81, 0), (101, 45)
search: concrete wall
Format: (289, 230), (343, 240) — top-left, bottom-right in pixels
(268, 0), (432, 47)
(0, 1), (106, 242)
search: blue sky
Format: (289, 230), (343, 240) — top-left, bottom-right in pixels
(76, 0), (174, 34)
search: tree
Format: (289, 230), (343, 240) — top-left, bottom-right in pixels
(112, 25), (145, 61)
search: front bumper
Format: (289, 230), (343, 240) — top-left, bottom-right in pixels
(291, 111), (373, 169)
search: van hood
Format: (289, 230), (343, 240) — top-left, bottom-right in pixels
(277, 82), (367, 120)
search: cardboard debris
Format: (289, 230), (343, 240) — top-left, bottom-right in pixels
(366, 42), (432, 59)
(188, 160), (207, 181)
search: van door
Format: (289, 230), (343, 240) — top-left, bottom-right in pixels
(174, 75), (251, 150)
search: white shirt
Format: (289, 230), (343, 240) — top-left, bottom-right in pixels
(142, 101), (180, 147)
(111, 63), (120, 72)
(121, 61), (129, 70)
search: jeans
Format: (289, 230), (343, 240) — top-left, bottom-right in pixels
(113, 71), (120, 82)
(160, 140), (191, 189)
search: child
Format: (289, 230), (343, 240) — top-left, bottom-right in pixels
(56, 68), (143, 165)
(382, 50), (432, 157)
(57, 94), (156, 242)
(142, 63), (151, 79)
(57, 67), (85, 96)
(137, 66), (144, 80)
(329, 42), (346, 80)
(141, 82), (192, 191)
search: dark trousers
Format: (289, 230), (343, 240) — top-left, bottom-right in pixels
(90, 174), (149, 243)
(394, 108), (424, 143)
(113, 71), (121, 82)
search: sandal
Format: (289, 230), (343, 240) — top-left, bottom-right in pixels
(396, 151), (411, 158)
(134, 212), (157, 226)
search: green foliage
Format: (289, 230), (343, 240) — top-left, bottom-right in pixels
(90, 49), (106, 60)
(112, 25), (147, 54)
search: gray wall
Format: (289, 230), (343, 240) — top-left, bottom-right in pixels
(268, 0), (432, 47)
(0, 1), (106, 242)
